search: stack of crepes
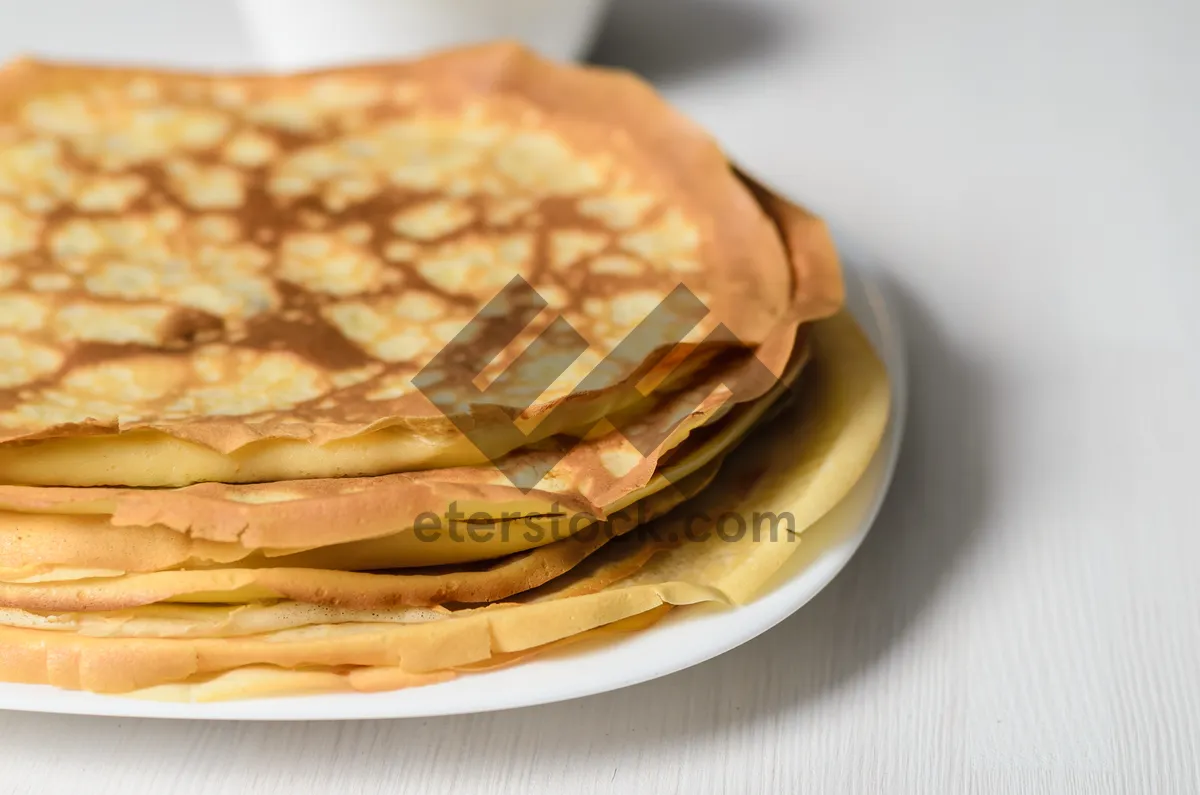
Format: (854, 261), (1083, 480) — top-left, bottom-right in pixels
(0, 43), (890, 701)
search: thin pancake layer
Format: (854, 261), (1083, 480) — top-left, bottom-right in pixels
(0, 335), (809, 568)
(0, 459), (720, 611)
(0, 380), (755, 580)
(136, 608), (676, 702)
(0, 42), (841, 486)
(0, 311), (891, 696)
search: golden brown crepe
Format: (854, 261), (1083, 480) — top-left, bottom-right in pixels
(133, 607), (675, 702)
(0, 335), (807, 574)
(0, 336), (805, 581)
(0, 312), (891, 698)
(0, 458), (721, 611)
(0, 42), (841, 487)
(0, 43), (879, 704)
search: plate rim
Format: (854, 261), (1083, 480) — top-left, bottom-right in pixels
(0, 263), (907, 721)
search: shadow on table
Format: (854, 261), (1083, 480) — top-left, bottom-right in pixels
(587, 0), (786, 82)
(0, 270), (994, 786)
(521, 266), (995, 748)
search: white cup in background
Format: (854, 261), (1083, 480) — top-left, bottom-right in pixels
(235, 0), (614, 69)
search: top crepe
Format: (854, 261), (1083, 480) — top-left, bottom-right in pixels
(0, 42), (842, 486)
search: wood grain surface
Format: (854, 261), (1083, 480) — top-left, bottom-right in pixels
(1, 0), (1198, 792)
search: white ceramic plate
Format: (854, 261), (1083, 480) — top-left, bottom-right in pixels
(0, 264), (906, 721)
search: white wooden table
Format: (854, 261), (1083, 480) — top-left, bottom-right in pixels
(2, 0), (1198, 792)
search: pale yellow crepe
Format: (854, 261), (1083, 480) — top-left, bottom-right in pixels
(0, 460), (721, 610)
(0, 311), (891, 698)
(131, 607), (675, 702)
